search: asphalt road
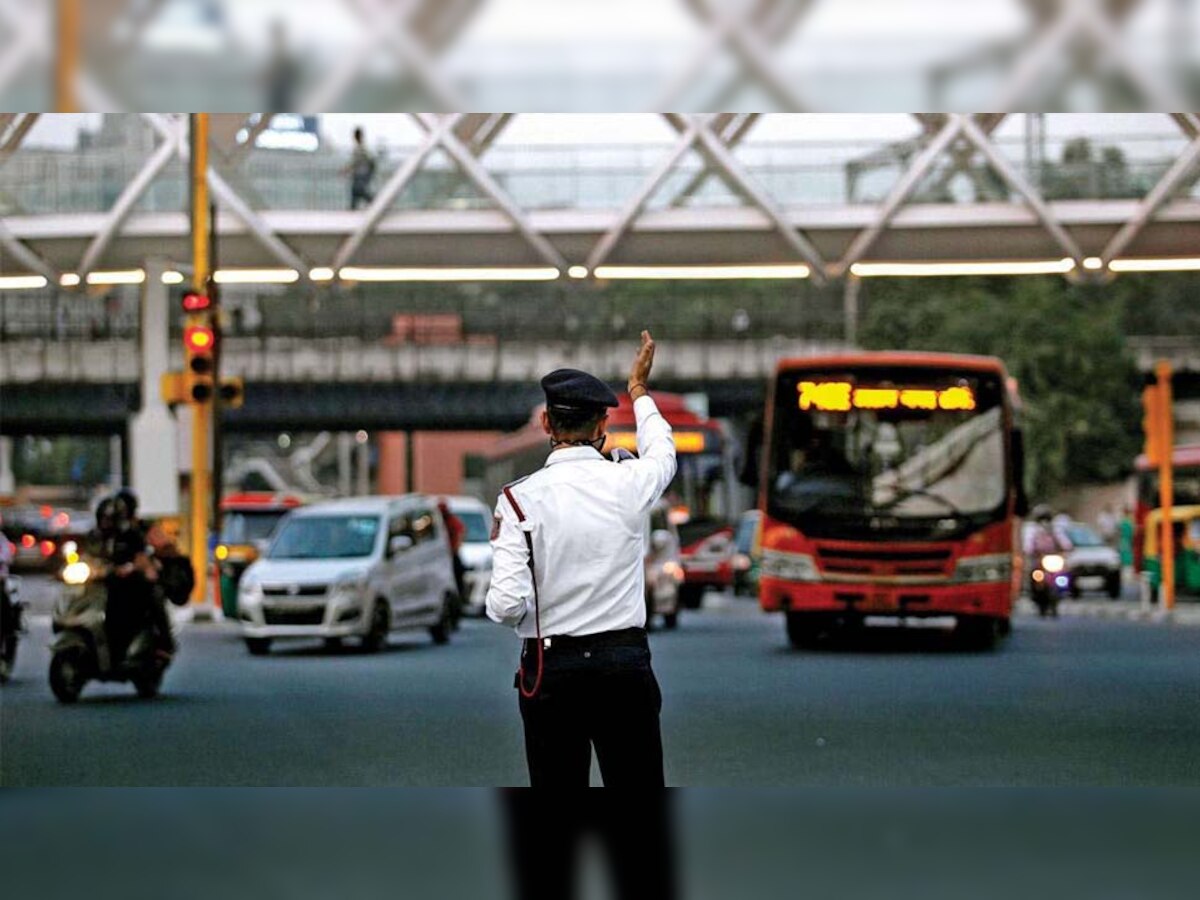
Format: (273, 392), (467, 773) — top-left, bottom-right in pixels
(4, 576), (1200, 786)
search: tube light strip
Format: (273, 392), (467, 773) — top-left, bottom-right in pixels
(87, 269), (147, 285)
(1108, 257), (1200, 273)
(213, 268), (300, 285)
(593, 264), (810, 280)
(338, 267), (561, 282)
(851, 259), (1076, 277)
(0, 275), (49, 290)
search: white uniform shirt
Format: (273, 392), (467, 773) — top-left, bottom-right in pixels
(486, 395), (677, 638)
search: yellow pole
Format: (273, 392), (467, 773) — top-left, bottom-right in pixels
(55, 0), (80, 112)
(190, 114), (211, 607)
(1156, 360), (1175, 611)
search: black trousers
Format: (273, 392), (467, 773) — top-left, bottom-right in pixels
(504, 791), (677, 900)
(517, 628), (664, 788)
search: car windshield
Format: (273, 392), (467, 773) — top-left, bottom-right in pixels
(268, 515), (379, 560)
(221, 510), (288, 544)
(768, 368), (1008, 537)
(456, 510), (490, 543)
(1065, 524), (1105, 548)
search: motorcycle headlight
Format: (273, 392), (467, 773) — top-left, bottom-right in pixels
(1042, 554), (1066, 574)
(662, 561), (685, 583)
(61, 561), (92, 585)
(760, 550), (819, 583)
(953, 554), (1012, 583)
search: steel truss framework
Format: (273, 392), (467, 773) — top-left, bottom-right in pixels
(0, 0), (1191, 112)
(3, 110), (1200, 286)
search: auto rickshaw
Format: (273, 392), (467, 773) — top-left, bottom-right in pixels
(1141, 505), (1200, 603)
(214, 493), (304, 617)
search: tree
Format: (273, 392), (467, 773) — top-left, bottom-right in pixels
(859, 276), (1142, 500)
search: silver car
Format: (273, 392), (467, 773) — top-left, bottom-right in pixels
(238, 495), (459, 655)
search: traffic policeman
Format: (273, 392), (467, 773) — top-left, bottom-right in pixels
(486, 331), (677, 787)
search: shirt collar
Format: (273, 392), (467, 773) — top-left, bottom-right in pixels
(545, 446), (604, 466)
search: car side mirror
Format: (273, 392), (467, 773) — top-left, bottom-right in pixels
(651, 529), (672, 552)
(388, 534), (414, 557)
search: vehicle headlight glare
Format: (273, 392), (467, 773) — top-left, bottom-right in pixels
(62, 561), (91, 585)
(1042, 554), (1065, 574)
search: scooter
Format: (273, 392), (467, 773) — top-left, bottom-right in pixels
(1, 576), (25, 683)
(1029, 553), (1072, 617)
(49, 557), (171, 703)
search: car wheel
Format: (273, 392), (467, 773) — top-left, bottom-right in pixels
(429, 595), (453, 645)
(361, 600), (390, 653)
(323, 637), (344, 652)
(1106, 572), (1122, 600)
(245, 638), (272, 656)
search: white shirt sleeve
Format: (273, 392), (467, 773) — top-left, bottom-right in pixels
(628, 394), (678, 511)
(485, 492), (533, 629)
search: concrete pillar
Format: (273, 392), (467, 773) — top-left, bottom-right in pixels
(129, 259), (180, 516)
(355, 435), (371, 496)
(0, 436), (14, 495)
(843, 275), (861, 348)
(337, 432), (354, 497)
(109, 434), (123, 488)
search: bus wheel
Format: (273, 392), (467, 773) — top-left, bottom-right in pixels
(956, 616), (1000, 650)
(786, 612), (821, 649)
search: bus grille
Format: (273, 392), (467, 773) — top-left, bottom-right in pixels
(816, 545), (952, 578)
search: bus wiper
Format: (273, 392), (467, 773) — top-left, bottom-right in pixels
(878, 486), (964, 516)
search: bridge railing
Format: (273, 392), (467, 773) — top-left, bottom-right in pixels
(1, 131), (1192, 217)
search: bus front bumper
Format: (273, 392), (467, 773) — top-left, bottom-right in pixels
(760, 578), (1013, 619)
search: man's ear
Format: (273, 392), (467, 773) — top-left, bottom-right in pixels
(540, 410), (552, 436)
(595, 415), (609, 438)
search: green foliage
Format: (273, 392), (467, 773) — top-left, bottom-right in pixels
(859, 276), (1142, 500)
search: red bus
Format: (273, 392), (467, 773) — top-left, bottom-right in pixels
(481, 392), (737, 608)
(755, 352), (1026, 648)
(1133, 445), (1200, 570)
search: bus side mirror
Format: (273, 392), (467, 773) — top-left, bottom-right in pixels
(738, 416), (763, 489)
(1012, 429), (1030, 517)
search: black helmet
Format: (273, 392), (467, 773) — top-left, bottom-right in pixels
(1031, 504), (1053, 523)
(114, 487), (139, 518)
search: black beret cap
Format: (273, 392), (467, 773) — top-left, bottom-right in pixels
(541, 368), (619, 411)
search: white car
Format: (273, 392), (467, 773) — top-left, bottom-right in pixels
(445, 496), (493, 617)
(1062, 522), (1122, 599)
(237, 496), (459, 655)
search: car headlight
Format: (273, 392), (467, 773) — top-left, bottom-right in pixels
(61, 561), (92, 585)
(760, 550), (820, 582)
(333, 572), (368, 595)
(954, 554), (1013, 583)
(1041, 554), (1065, 574)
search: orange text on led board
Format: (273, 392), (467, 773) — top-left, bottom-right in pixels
(798, 382), (976, 413)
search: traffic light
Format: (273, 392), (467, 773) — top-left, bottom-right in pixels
(219, 376), (245, 410)
(185, 323), (216, 403)
(182, 291), (212, 313)
(1142, 381), (1164, 465)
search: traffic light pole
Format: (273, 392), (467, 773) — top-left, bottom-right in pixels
(1156, 360), (1175, 611)
(190, 113), (212, 608)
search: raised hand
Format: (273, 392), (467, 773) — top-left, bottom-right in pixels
(628, 330), (656, 398)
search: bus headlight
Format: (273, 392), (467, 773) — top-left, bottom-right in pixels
(953, 554), (1012, 583)
(760, 550), (820, 583)
(62, 561), (92, 585)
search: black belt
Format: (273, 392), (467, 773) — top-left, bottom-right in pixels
(522, 626), (647, 655)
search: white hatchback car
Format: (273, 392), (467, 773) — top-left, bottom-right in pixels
(237, 496), (458, 655)
(444, 495), (494, 617)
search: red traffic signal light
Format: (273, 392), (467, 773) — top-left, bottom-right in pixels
(184, 325), (215, 354)
(182, 292), (212, 312)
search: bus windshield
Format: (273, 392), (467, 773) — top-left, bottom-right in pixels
(768, 367), (1009, 539)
